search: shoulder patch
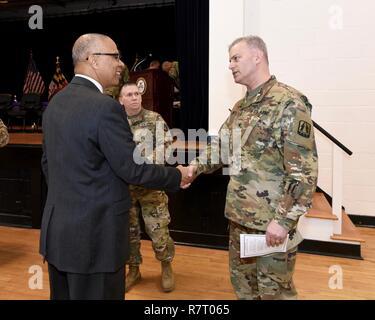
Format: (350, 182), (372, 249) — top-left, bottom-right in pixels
(285, 109), (315, 149)
(297, 120), (311, 138)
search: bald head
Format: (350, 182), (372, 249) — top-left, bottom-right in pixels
(71, 33), (125, 89)
(72, 33), (109, 66)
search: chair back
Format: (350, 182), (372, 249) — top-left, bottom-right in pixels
(20, 93), (41, 111)
(0, 93), (12, 111)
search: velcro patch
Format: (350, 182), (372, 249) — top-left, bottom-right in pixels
(285, 109), (314, 149)
(297, 120), (311, 138)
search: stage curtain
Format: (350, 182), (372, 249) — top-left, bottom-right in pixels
(175, 0), (209, 133)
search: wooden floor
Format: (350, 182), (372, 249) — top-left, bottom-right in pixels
(0, 225), (374, 300)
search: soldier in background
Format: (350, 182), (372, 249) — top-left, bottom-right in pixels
(104, 63), (130, 99)
(118, 82), (176, 293)
(148, 60), (161, 70)
(162, 60), (180, 90)
(187, 36), (318, 300)
(162, 60), (181, 108)
(0, 119), (9, 147)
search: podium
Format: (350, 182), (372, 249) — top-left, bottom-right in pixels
(129, 69), (174, 127)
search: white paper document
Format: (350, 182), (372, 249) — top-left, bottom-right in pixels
(240, 234), (289, 258)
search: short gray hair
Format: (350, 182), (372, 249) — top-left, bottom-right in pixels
(72, 33), (108, 66)
(119, 82), (138, 96)
(229, 35), (269, 65)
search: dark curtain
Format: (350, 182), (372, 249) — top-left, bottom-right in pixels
(175, 0), (209, 133)
(0, 5), (176, 102)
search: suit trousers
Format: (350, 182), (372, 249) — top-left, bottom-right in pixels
(48, 263), (125, 300)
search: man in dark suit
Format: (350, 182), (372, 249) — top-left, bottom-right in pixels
(40, 33), (190, 300)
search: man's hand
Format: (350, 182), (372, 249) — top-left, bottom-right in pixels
(188, 164), (197, 178)
(265, 220), (288, 247)
(177, 165), (192, 188)
(177, 165), (198, 189)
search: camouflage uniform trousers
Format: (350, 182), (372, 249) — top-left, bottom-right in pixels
(127, 186), (175, 266)
(229, 221), (298, 300)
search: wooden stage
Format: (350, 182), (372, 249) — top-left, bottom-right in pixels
(0, 133), (228, 248)
(7, 133), (43, 145)
(6, 132), (207, 149)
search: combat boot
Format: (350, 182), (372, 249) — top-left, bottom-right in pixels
(125, 265), (141, 292)
(161, 261), (175, 292)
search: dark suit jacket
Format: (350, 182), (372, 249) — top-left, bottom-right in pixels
(40, 76), (181, 274)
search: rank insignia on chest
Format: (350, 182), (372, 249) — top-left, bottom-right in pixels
(297, 120), (311, 138)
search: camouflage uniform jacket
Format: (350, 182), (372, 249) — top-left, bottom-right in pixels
(168, 61), (180, 90)
(128, 108), (173, 192)
(191, 76), (318, 238)
(0, 119), (9, 147)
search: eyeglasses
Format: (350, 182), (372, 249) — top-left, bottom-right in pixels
(87, 52), (121, 61)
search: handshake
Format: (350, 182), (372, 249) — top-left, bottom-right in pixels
(176, 165), (198, 189)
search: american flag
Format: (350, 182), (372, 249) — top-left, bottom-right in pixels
(48, 57), (68, 100)
(23, 52), (45, 95)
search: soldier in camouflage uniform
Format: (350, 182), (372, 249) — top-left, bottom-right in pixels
(162, 61), (180, 90)
(0, 119), (9, 147)
(118, 82), (175, 293)
(188, 36), (318, 300)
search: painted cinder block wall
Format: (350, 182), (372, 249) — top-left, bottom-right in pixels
(209, 0), (375, 217)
